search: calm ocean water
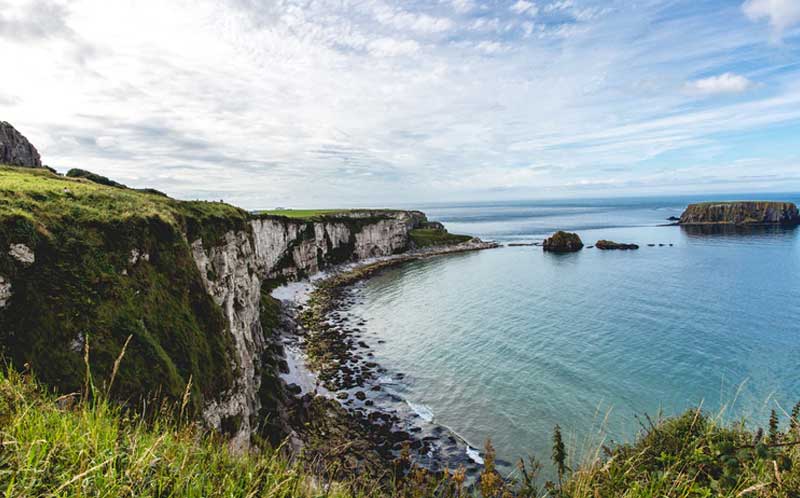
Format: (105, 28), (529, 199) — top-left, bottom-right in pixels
(352, 194), (800, 471)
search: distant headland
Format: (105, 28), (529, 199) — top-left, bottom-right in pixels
(678, 201), (800, 226)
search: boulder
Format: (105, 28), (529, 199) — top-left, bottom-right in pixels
(542, 231), (583, 253)
(595, 240), (639, 250)
(0, 121), (42, 167)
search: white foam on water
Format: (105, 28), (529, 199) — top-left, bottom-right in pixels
(406, 401), (435, 422)
(378, 375), (397, 385)
(466, 446), (484, 465)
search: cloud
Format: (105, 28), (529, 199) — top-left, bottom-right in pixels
(446, 0), (475, 14)
(743, 0), (800, 39)
(0, 0), (71, 41)
(373, 6), (454, 33)
(510, 0), (538, 16)
(686, 73), (755, 95)
(367, 37), (420, 57)
(1, 0), (800, 206)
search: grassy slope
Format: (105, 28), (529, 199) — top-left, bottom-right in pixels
(409, 228), (472, 248)
(2, 367), (798, 497)
(0, 369), (349, 498)
(0, 166), (250, 416)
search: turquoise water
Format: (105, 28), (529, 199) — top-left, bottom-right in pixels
(353, 195), (800, 470)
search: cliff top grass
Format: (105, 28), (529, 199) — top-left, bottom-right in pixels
(0, 165), (249, 244)
(257, 208), (407, 221)
(409, 228), (472, 247)
(689, 200), (797, 206)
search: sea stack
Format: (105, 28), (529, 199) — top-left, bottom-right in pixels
(678, 201), (800, 226)
(543, 231), (583, 252)
(0, 121), (42, 168)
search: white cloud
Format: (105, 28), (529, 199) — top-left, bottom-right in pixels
(447, 0), (475, 14)
(367, 37), (420, 57)
(510, 0), (538, 16)
(743, 0), (800, 39)
(686, 73), (755, 95)
(373, 6), (454, 33)
(475, 40), (509, 54)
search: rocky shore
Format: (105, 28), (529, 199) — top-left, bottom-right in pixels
(271, 239), (499, 479)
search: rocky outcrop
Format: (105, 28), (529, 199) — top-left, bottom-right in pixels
(595, 240), (639, 250)
(679, 202), (800, 226)
(543, 231), (583, 252)
(8, 244), (34, 265)
(0, 122), (42, 168)
(189, 210), (429, 448)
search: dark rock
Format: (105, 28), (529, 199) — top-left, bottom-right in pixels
(355, 391), (367, 401)
(595, 240), (639, 250)
(0, 121), (42, 167)
(542, 231), (584, 252)
(286, 383), (302, 395)
(66, 168), (127, 188)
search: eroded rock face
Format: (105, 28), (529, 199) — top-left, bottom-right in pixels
(8, 244), (35, 265)
(0, 122), (42, 168)
(191, 231), (265, 452)
(189, 210), (425, 449)
(543, 231), (584, 253)
(679, 202), (800, 225)
(0, 276), (11, 308)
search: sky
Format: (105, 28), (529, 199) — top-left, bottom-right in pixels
(1, 0), (800, 208)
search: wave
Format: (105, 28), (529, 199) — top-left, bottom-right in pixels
(406, 401), (434, 422)
(466, 446), (484, 465)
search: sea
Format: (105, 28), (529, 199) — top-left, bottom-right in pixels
(346, 193), (800, 473)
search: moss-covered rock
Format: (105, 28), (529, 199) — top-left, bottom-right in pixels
(543, 231), (583, 252)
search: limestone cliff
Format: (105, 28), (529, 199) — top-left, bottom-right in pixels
(189, 210), (428, 448)
(678, 201), (800, 225)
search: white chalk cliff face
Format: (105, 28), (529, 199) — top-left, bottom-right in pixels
(189, 211), (424, 448)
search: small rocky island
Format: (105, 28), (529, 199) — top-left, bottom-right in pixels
(543, 231), (583, 252)
(595, 240), (639, 250)
(679, 201), (800, 226)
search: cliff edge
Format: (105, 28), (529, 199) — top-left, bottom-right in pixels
(679, 201), (800, 226)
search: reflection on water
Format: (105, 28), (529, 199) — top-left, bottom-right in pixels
(681, 224), (798, 238)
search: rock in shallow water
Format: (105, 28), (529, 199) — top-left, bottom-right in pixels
(542, 231), (584, 253)
(595, 240), (639, 250)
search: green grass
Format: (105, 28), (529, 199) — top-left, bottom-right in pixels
(258, 209), (353, 220)
(257, 209), (404, 221)
(0, 368), (362, 498)
(409, 228), (472, 248)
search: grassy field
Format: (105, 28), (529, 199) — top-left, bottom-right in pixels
(409, 228), (472, 248)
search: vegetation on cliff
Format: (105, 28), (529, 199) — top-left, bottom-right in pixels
(0, 166), (249, 415)
(409, 228), (473, 248)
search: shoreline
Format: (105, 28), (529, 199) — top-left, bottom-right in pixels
(271, 239), (499, 475)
